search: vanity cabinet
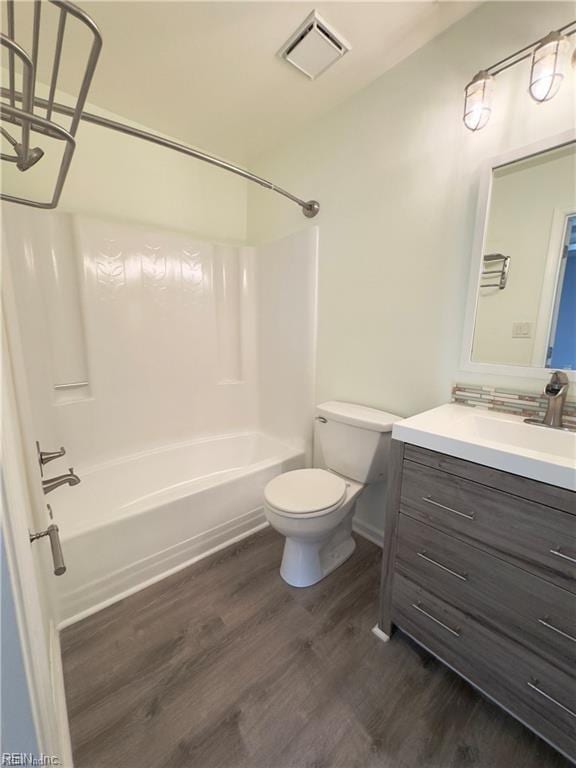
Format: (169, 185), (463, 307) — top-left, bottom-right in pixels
(379, 441), (576, 763)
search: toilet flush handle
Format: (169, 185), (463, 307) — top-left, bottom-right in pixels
(316, 416), (327, 423)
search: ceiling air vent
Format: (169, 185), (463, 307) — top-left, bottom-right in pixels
(279, 11), (351, 80)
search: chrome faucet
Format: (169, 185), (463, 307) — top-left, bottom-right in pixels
(525, 371), (570, 430)
(42, 468), (81, 494)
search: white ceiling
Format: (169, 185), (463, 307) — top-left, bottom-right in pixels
(29, 1), (477, 162)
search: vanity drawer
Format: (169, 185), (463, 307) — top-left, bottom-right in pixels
(395, 514), (576, 676)
(393, 574), (576, 762)
(400, 459), (576, 593)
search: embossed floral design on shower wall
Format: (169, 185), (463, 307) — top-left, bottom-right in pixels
(95, 239), (126, 296)
(141, 244), (168, 300)
(181, 248), (205, 301)
(67, 215), (258, 464)
(94, 236), (207, 306)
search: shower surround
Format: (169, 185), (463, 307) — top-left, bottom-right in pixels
(3, 207), (318, 623)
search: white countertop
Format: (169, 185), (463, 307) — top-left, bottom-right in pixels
(393, 403), (576, 492)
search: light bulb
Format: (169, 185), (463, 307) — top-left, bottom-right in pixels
(529, 31), (569, 102)
(463, 71), (494, 131)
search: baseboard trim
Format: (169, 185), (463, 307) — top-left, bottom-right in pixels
(60, 514), (382, 629)
(353, 518), (383, 547)
(372, 624), (390, 643)
(50, 622), (73, 766)
(58, 510), (269, 629)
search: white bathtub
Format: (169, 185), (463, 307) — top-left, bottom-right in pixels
(56, 433), (304, 625)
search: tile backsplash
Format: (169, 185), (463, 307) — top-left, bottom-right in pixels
(452, 383), (576, 429)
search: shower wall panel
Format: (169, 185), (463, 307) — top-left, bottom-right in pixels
(257, 227), (319, 460)
(3, 207), (90, 454)
(3, 209), (258, 467)
(4, 207), (318, 477)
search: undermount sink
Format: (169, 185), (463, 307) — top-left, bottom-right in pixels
(393, 403), (576, 491)
(472, 413), (574, 460)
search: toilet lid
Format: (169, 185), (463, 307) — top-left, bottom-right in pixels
(265, 469), (347, 514)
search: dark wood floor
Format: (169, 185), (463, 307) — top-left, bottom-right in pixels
(61, 529), (570, 768)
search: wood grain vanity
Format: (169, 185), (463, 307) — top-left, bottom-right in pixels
(379, 440), (576, 763)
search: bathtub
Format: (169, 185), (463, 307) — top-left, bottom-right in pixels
(56, 433), (304, 625)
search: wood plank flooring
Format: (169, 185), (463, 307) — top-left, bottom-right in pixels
(61, 529), (571, 768)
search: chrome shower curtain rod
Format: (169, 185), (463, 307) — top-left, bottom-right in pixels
(1, 88), (320, 219)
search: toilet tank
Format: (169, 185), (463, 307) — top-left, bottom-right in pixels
(315, 401), (402, 483)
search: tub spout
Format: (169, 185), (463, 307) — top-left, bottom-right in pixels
(42, 468), (81, 494)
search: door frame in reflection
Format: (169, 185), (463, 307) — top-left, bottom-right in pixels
(547, 213), (576, 369)
(532, 208), (575, 367)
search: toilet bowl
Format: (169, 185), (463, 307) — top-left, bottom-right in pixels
(264, 401), (402, 588)
(264, 468), (363, 587)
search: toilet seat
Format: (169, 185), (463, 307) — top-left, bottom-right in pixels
(265, 468), (347, 518)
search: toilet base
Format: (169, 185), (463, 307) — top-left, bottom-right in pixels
(279, 524), (356, 588)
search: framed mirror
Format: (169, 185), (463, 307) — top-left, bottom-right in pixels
(462, 131), (576, 380)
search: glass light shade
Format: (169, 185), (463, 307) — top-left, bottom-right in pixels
(463, 71), (494, 132)
(529, 31), (569, 102)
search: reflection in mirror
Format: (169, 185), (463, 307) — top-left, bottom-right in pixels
(471, 142), (576, 370)
(548, 214), (575, 368)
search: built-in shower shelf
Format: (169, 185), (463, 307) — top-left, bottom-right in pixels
(53, 381), (91, 406)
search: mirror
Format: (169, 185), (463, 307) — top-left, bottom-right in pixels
(469, 140), (575, 372)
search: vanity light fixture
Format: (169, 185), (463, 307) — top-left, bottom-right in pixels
(463, 71), (494, 131)
(463, 20), (576, 131)
(529, 30), (570, 102)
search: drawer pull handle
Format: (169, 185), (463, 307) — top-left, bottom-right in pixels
(417, 551), (468, 581)
(422, 496), (475, 521)
(527, 680), (576, 719)
(538, 618), (576, 645)
(550, 547), (576, 565)
(411, 602), (461, 638)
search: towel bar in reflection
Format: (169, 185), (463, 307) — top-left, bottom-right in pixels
(481, 253), (511, 290)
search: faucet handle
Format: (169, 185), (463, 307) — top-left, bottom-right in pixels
(36, 441), (66, 466)
(545, 371), (569, 396)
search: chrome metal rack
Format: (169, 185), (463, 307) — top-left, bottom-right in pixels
(0, 0), (320, 218)
(481, 253), (511, 290)
(1, 0), (102, 207)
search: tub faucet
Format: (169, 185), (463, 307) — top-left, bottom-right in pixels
(42, 468), (81, 494)
(525, 371), (570, 430)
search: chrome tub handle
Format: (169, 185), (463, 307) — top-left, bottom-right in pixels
(411, 602), (461, 637)
(417, 551), (468, 581)
(30, 524), (66, 576)
(422, 496), (475, 521)
(36, 441), (66, 466)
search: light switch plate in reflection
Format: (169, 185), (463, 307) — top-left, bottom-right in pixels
(512, 321), (533, 338)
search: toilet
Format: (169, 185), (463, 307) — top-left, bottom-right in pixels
(264, 401), (402, 587)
